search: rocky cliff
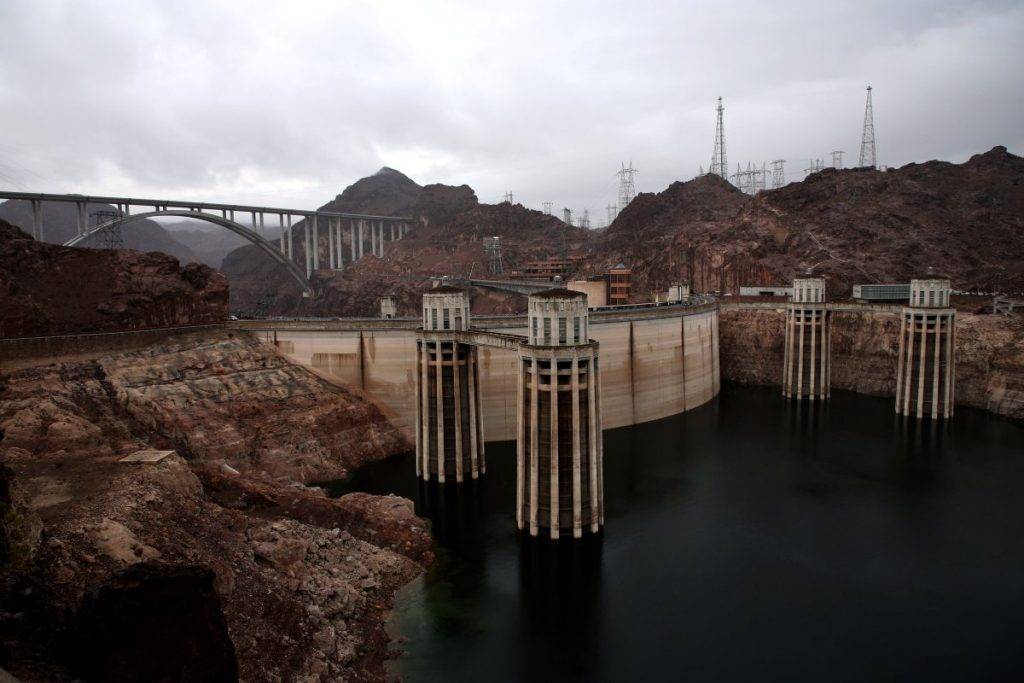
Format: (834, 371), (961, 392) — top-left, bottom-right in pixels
(0, 218), (227, 338)
(588, 146), (1024, 298)
(719, 305), (1024, 420)
(0, 331), (428, 681)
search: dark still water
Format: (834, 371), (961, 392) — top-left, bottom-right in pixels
(333, 385), (1024, 682)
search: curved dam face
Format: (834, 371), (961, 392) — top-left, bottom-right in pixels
(241, 304), (720, 442)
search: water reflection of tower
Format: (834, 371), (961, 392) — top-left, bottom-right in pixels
(516, 536), (605, 679)
(891, 409), (947, 491)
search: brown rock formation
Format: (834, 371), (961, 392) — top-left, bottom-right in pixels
(0, 331), (429, 681)
(719, 305), (1024, 420)
(0, 218), (227, 338)
(589, 146), (1024, 298)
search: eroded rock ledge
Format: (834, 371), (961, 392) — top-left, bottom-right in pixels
(0, 331), (429, 681)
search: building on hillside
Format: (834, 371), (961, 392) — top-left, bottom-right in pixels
(378, 295), (397, 319)
(567, 278), (607, 308)
(607, 264), (632, 305)
(519, 257), (581, 281)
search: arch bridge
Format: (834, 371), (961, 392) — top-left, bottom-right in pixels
(0, 191), (413, 295)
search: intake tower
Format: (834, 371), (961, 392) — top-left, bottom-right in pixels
(895, 277), (955, 419)
(517, 286), (604, 539)
(415, 285), (485, 482)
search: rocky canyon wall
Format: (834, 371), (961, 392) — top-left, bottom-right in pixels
(0, 330), (429, 681)
(719, 305), (1024, 421)
(0, 218), (227, 338)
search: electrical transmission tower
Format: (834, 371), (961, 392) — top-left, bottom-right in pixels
(580, 209), (590, 229)
(710, 96), (727, 178)
(858, 85), (876, 168)
(617, 162), (637, 211)
(562, 208), (573, 226)
(91, 209), (123, 249)
(606, 203), (617, 224)
(804, 158), (825, 177)
(770, 160), (786, 189)
(503, 191), (514, 204)
(542, 202), (553, 215)
(831, 150), (844, 168)
(483, 236), (503, 275)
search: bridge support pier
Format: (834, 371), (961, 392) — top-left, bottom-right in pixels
(895, 278), (955, 419)
(783, 276), (830, 400)
(517, 287), (603, 539)
(415, 285), (484, 483)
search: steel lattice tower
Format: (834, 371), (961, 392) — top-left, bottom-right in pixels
(606, 203), (617, 224)
(542, 202), (553, 215)
(484, 236), (503, 275)
(710, 97), (727, 178)
(91, 209), (123, 249)
(858, 85), (876, 168)
(770, 160), (786, 189)
(617, 162), (637, 211)
(831, 150), (844, 168)
(503, 191), (514, 204)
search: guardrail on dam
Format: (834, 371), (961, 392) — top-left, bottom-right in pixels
(232, 302), (721, 441)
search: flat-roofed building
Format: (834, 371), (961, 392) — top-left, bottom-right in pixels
(607, 264), (631, 305)
(739, 285), (791, 297)
(852, 283), (911, 302)
(567, 278), (607, 308)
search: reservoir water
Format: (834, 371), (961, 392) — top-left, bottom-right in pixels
(332, 385), (1024, 681)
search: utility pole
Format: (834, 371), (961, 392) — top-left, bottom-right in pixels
(617, 162), (637, 211)
(710, 96), (727, 178)
(858, 85), (876, 168)
(831, 150), (844, 168)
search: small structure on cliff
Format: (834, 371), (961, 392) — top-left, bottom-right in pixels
(415, 285), (485, 482)
(378, 295), (397, 319)
(783, 276), (830, 400)
(895, 277), (955, 419)
(518, 286), (604, 539)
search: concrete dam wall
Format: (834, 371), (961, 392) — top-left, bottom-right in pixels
(245, 305), (721, 441)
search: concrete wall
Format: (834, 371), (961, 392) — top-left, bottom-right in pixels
(0, 324), (225, 372)
(254, 306), (721, 441)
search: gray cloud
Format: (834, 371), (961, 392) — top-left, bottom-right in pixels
(1, 0), (1021, 224)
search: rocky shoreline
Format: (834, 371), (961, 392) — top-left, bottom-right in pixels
(0, 331), (432, 681)
(719, 306), (1024, 420)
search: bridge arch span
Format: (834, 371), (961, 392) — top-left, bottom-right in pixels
(63, 210), (310, 293)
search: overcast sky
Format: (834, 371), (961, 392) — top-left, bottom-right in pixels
(1, 0), (1021, 225)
